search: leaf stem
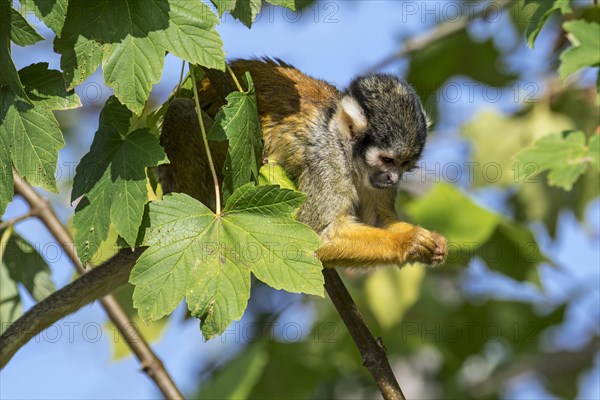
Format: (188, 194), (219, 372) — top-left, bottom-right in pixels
(190, 63), (222, 215)
(226, 64), (244, 92)
(175, 60), (186, 98)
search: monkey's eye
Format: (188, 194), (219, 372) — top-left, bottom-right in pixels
(380, 157), (395, 165)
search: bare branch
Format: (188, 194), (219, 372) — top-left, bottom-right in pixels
(368, 0), (515, 72)
(1, 248), (140, 366)
(323, 269), (406, 400)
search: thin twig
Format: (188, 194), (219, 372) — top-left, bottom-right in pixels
(323, 269), (406, 400)
(6, 171), (183, 400)
(0, 211), (33, 230)
(175, 60), (186, 98)
(190, 63), (222, 215)
(368, 0), (515, 72)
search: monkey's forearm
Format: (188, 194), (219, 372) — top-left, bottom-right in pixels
(317, 220), (447, 267)
(0, 248), (144, 368)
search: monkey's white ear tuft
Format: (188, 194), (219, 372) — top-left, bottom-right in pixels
(423, 108), (433, 129)
(337, 96), (367, 140)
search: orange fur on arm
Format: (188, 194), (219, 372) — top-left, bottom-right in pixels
(317, 219), (417, 268)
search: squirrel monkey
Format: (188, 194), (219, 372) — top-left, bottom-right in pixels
(159, 59), (448, 268)
(0, 60), (448, 363)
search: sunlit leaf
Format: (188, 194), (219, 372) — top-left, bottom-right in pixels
(462, 107), (573, 187)
(0, 89), (64, 192)
(365, 265), (425, 329)
(0, 261), (20, 335)
(20, 0), (68, 35)
(559, 20), (600, 80)
(131, 185), (322, 339)
(405, 183), (500, 247)
(209, 73), (262, 200)
(9, 7), (43, 46)
(258, 162), (297, 191)
(212, 0), (262, 27)
(516, 131), (599, 191)
(0, 134), (12, 215)
(54, 0), (224, 114)
(406, 183), (544, 283)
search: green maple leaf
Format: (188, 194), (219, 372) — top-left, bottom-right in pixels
(559, 20), (600, 80)
(0, 63), (81, 214)
(20, 0), (67, 35)
(72, 97), (167, 265)
(524, 0), (572, 48)
(0, 64), (80, 202)
(211, 0), (300, 27)
(9, 6), (44, 46)
(516, 131), (599, 191)
(131, 184), (323, 339)
(1, 229), (55, 334)
(209, 72), (263, 200)
(54, 0), (225, 114)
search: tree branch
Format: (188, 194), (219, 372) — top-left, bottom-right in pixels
(2, 171), (183, 400)
(368, 0), (515, 72)
(1, 247), (141, 365)
(323, 269), (406, 400)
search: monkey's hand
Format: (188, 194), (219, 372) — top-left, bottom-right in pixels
(387, 222), (447, 266)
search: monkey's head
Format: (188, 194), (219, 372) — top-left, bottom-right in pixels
(336, 74), (429, 190)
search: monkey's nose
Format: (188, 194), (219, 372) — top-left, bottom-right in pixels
(386, 173), (396, 183)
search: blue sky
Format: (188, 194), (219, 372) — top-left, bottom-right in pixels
(2, 1), (599, 399)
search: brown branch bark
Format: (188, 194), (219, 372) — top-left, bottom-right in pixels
(1, 247), (141, 365)
(3, 171), (183, 400)
(323, 269), (406, 400)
